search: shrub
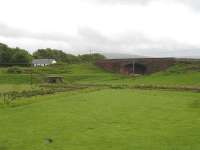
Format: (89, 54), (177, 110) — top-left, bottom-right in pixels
(7, 67), (22, 74)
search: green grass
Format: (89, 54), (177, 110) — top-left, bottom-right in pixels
(1, 89), (200, 150)
(62, 62), (200, 86)
(131, 71), (200, 86)
(0, 64), (118, 85)
(0, 84), (39, 92)
(68, 62), (200, 86)
(69, 71), (200, 87)
(1, 62), (200, 86)
(0, 74), (32, 84)
(1, 62), (200, 149)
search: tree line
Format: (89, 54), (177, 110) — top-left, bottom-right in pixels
(0, 43), (106, 65)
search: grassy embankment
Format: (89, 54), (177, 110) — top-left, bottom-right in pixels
(1, 61), (200, 87)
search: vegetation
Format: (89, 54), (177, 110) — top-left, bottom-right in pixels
(1, 89), (200, 150)
(1, 61), (200, 86)
(33, 48), (80, 63)
(0, 43), (106, 66)
(7, 66), (23, 74)
(1, 43), (200, 150)
(78, 53), (106, 62)
(33, 48), (105, 63)
(0, 43), (32, 65)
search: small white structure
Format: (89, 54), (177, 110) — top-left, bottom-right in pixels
(32, 59), (56, 67)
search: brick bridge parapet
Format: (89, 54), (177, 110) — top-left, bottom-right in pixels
(96, 58), (177, 75)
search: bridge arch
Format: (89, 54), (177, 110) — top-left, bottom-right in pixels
(96, 58), (176, 75)
(134, 63), (147, 75)
(122, 62), (147, 75)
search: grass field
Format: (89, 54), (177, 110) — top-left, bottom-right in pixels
(1, 89), (200, 150)
(0, 62), (200, 150)
(1, 62), (200, 86)
(0, 84), (39, 92)
(58, 62), (200, 86)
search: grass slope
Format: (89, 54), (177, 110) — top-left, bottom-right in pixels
(67, 62), (200, 86)
(129, 62), (200, 86)
(0, 89), (200, 150)
(0, 61), (200, 87)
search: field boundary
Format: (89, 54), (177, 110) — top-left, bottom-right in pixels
(72, 83), (200, 93)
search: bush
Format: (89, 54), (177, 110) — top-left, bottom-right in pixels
(7, 67), (22, 74)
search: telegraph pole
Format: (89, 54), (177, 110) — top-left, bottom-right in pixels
(90, 49), (93, 62)
(132, 60), (135, 74)
(30, 63), (33, 88)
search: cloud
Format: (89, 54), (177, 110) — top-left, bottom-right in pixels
(0, 23), (199, 57)
(87, 0), (200, 10)
(0, 24), (27, 38)
(88, 0), (150, 5)
(66, 27), (200, 57)
(0, 23), (75, 43)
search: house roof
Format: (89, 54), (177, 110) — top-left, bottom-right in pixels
(32, 59), (56, 64)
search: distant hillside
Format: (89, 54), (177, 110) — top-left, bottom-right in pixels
(102, 53), (147, 59)
(178, 56), (200, 59)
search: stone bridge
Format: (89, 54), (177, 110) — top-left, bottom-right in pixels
(96, 58), (176, 75)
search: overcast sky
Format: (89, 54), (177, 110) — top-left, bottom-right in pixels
(0, 0), (200, 57)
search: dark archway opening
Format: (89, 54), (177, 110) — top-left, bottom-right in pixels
(124, 64), (134, 74)
(123, 63), (147, 75)
(134, 63), (147, 75)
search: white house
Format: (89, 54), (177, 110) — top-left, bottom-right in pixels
(32, 59), (57, 67)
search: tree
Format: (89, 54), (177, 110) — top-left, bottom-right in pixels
(0, 43), (12, 63)
(0, 43), (32, 65)
(33, 49), (106, 63)
(79, 53), (106, 62)
(11, 48), (32, 64)
(33, 48), (80, 63)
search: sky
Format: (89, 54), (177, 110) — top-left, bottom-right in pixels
(0, 0), (200, 57)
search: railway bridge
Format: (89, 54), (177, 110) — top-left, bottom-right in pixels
(96, 58), (176, 75)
